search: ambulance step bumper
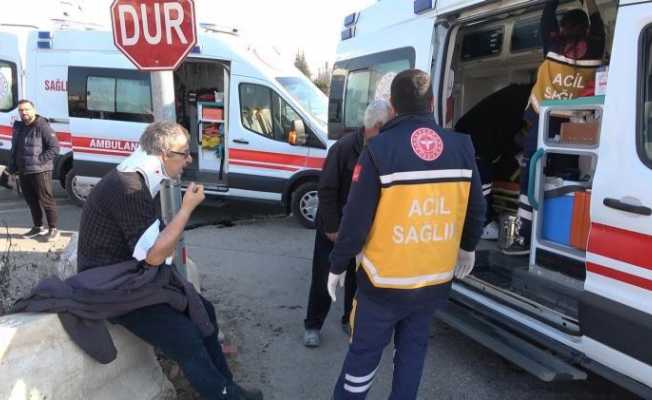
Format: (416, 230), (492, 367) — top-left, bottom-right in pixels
(435, 301), (587, 382)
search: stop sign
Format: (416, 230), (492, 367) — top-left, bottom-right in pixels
(111, 0), (197, 71)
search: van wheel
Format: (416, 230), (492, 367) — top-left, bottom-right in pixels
(291, 182), (318, 229)
(65, 168), (90, 207)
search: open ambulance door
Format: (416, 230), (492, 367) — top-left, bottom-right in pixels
(583, 2), (652, 390)
(0, 32), (22, 156)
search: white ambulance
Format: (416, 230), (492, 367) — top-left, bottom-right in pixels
(0, 20), (328, 227)
(331, 0), (652, 397)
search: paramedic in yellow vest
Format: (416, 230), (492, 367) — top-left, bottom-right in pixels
(327, 69), (486, 400)
(503, 0), (605, 255)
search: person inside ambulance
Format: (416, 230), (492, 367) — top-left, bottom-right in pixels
(326, 69), (486, 400)
(503, 0), (605, 256)
(454, 83), (533, 240)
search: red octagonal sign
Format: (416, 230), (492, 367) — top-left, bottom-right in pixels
(111, 0), (197, 71)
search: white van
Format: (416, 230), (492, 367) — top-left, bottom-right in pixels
(331, 0), (652, 397)
(0, 22), (329, 227)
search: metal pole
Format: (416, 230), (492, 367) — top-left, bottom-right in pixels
(151, 71), (186, 278)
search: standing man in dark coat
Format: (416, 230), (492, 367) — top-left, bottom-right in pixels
(8, 99), (60, 240)
(303, 100), (394, 347)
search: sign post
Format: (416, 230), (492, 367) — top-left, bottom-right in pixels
(111, 0), (197, 273)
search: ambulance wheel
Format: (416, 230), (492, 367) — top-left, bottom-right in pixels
(292, 181), (318, 229)
(65, 168), (89, 207)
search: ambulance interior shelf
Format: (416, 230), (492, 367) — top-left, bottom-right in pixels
(529, 96), (603, 266)
(198, 101), (225, 178)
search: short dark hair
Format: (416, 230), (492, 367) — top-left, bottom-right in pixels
(17, 99), (34, 107)
(561, 9), (589, 31)
(390, 69), (433, 114)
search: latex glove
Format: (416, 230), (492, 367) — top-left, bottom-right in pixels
(327, 272), (346, 302)
(454, 250), (476, 279)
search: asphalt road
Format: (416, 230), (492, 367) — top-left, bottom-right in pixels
(0, 183), (642, 400)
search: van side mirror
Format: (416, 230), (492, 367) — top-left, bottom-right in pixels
(288, 119), (307, 146)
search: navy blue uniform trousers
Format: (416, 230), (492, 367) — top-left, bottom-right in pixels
(333, 292), (439, 400)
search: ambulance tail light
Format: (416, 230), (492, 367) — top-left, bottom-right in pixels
(37, 31), (53, 49)
(182, 246), (188, 265)
(414, 0), (434, 14)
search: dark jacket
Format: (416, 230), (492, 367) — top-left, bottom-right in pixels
(8, 115), (59, 175)
(12, 259), (213, 364)
(316, 129), (364, 233)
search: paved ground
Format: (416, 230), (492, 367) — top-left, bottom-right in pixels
(190, 218), (640, 400)
(0, 182), (642, 400)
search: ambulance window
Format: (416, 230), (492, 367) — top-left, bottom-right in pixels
(116, 79), (151, 115)
(272, 92), (302, 141)
(511, 19), (541, 52)
(462, 27), (504, 61)
(0, 60), (17, 112)
(343, 69), (371, 128)
(87, 76), (152, 119)
(640, 26), (652, 166)
(240, 83), (312, 144)
(87, 77), (116, 113)
(240, 84), (274, 139)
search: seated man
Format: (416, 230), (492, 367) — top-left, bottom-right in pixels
(77, 121), (262, 400)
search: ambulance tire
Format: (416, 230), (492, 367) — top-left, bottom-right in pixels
(65, 168), (88, 207)
(291, 181), (318, 229)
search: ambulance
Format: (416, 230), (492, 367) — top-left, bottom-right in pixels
(331, 0), (652, 397)
(0, 15), (328, 228)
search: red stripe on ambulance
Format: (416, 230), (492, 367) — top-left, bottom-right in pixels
(587, 262), (652, 292)
(588, 223), (652, 271)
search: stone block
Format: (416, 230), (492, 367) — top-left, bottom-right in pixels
(0, 313), (176, 400)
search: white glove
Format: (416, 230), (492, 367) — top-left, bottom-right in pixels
(454, 249), (476, 279)
(327, 272), (346, 302)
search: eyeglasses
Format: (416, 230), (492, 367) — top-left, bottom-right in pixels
(168, 149), (191, 159)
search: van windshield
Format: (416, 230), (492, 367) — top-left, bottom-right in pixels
(277, 76), (328, 124)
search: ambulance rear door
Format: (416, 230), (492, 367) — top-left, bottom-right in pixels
(582, 1), (652, 389)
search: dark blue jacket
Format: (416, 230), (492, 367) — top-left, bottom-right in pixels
(329, 113), (486, 306)
(8, 116), (59, 175)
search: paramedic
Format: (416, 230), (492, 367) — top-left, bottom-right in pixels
(8, 99), (60, 241)
(327, 69), (486, 399)
(77, 121), (262, 400)
(304, 99), (394, 347)
(503, 0), (605, 255)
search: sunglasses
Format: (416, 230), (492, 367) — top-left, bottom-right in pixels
(168, 149), (191, 159)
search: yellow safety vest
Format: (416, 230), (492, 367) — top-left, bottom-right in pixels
(359, 169), (471, 290)
(530, 52), (602, 113)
